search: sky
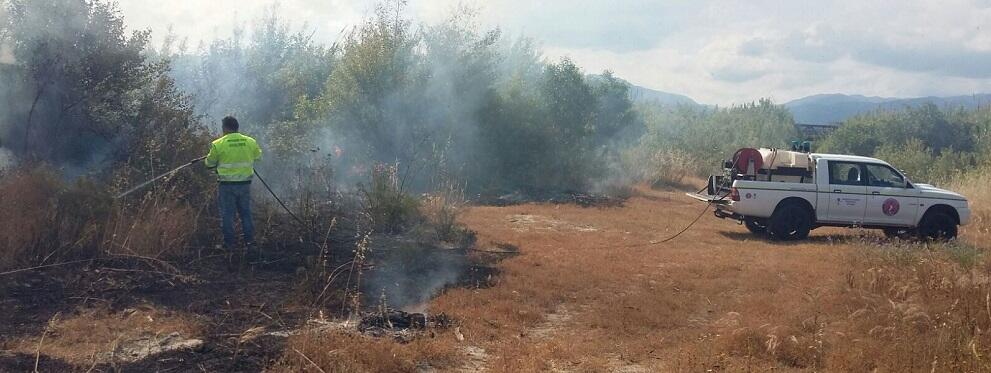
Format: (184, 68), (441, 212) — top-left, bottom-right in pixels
(117, 0), (991, 106)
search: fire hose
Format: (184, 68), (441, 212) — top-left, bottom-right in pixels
(114, 156), (207, 199)
(603, 185), (728, 249)
(115, 156), (308, 227)
(116, 158), (719, 251)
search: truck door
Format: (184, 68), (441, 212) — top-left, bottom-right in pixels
(862, 163), (919, 227)
(817, 160), (867, 223)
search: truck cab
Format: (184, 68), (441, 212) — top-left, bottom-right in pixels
(690, 149), (971, 241)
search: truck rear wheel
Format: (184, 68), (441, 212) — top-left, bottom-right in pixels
(917, 211), (958, 240)
(744, 217), (767, 234)
(768, 203), (812, 241)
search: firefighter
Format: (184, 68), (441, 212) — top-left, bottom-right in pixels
(205, 116), (262, 249)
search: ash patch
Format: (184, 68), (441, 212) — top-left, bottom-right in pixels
(508, 214), (598, 232)
(458, 265), (500, 288)
(475, 189), (625, 207)
(109, 332), (203, 363)
(363, 237), (506, 310)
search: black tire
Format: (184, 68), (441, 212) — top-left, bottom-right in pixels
(917, 211), (958, 240)
(744, 217), (767, 234)
(767, 203), (812, 241)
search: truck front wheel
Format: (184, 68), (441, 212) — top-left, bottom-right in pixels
(768, 204), (812, 241)
(917, 211), (958, 240)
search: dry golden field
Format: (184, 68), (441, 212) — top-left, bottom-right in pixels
(4, 184), (990, 372)
(278, 185), (991, 372)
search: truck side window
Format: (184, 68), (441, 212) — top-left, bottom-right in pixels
(828, 161), (865, 186)
(864, 164), (907, 188)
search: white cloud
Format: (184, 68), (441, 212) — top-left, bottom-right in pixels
(116, 0), (991, 105)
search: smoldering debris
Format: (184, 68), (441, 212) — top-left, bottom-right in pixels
(358, 308), (454, 343)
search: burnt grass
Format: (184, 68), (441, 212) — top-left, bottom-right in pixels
(473, 187), (628, 208)
(0, 236), (509, 371)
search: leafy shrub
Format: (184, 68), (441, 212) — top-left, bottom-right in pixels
(818, 104), (989, 185)
(634, 99), (797, 182)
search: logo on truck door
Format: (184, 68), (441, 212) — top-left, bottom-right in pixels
(882, 198), (900, 216)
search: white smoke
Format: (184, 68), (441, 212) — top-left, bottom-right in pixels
(0, 5), (11, 65)
(0, 147), (15, 171)
(0, 44), (13, 65)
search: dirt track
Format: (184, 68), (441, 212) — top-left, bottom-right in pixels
(431, 186), (860, 371)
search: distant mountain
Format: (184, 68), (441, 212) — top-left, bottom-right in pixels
(588, 74), (701, 107)
(628, 84), (700, 107)
(785, 93), (991, 125)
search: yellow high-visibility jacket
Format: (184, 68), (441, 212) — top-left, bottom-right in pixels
(204, 132), (262, 183)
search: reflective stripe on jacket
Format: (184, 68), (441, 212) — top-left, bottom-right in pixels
(204, 132), (262, 183)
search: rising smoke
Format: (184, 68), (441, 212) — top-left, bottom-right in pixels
(0, 0), (645, 308)
(161, 2), (643, 196)
(0, 3), (14, 170)
(363, 244), (469, 311)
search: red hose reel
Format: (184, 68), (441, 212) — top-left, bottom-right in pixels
(731, 148), (763, 175)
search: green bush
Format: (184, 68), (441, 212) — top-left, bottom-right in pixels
(633, 99), (797, 179)
(820, 104), (989, 185)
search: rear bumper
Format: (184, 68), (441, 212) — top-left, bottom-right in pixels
(714, 207), (744, 221)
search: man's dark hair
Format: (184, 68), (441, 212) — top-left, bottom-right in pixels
(222, 116), (239, 132)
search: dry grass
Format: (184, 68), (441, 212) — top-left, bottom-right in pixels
(107, 189), (203, 258)
(6, 168), (991, 371)
(269, 185), (987, 372)
(949, 169), (991, 245)
(10, 305), (202, 366)
(0, 167), (61, 270)
(275, 329), (462, 372)
(822, 240), (991, 371)
(0, 167), (114, 270)
(0, 165), (211, 272)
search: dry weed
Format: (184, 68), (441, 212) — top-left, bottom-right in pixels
(0, 167), (112, 270)
(10, 306), (202, 366)
(0, 167), (61, 270)
(108, 190), (202, 259)
(949, 170), (991, 245)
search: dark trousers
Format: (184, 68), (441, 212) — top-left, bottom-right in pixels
(219, 183), (254, 248)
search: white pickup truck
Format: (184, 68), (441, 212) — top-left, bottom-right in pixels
(689, 148), (971, 240)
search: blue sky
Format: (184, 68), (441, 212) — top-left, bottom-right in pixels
(119, 0), (991, 105)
